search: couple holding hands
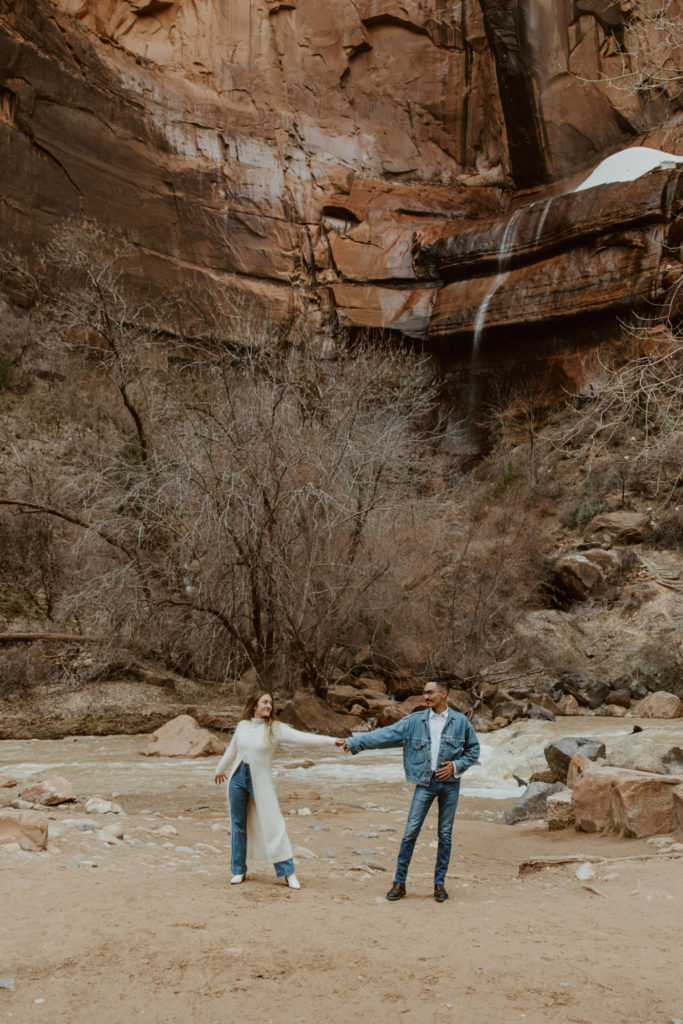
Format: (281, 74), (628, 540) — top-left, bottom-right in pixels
(213, 682), (480, 902)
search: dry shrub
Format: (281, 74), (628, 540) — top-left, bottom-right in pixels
(424, 492), (551, 679)
(646, 508), (683, 551)
(0, 644), (56, 698)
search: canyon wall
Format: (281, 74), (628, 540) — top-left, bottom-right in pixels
(1, 0), (683, 352)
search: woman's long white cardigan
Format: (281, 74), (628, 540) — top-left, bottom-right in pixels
(214, 718), (336, 864)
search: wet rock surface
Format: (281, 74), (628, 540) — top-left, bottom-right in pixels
(1, 0), (682, 358)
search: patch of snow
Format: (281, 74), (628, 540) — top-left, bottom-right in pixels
(574, 146), (683, 192)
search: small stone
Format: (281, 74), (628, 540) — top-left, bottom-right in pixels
(157, 824), (178, 836)
(575, 862), (596, 881)
(0, 978), (14, 989)
(353, 831), (377, 838)
(353, 849), (376, 855)
(359, 860), (386, 871)
(85, 797), (123, 814)
(76, 822), (97, 832)
(296, 808), (312, 816)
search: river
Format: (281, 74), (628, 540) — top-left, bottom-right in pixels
(2, 716), (680, 822)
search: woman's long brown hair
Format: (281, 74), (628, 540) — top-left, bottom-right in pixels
(239, 690), (277, 738)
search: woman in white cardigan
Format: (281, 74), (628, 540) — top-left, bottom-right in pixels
(213, 691), (340, 890)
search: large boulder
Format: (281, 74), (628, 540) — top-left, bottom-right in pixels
(375, 704), (407, 728)
(604, 734), (683, 775)
(544, 737), (606, 783)
(632, 692), (683, 719)
(582, 511), (650, 546)
(572, 766), (683, 837)
(401, 695), (428, 714)
(139, 714), (226, 757)
(552, 553), (604, 600)
(352, 676), (388, 695)
(385, 671), (423, 701)
(277, 695), (365, 738)
(20, 775), (76, 806)
(505, 782), (568, 824)
(0, 808), (48, 851)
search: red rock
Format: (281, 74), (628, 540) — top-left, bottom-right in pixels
(0, 808), (48, 851)
(20, 775), (76, 806)
(566, 752), (592, 789)
(1, 0), (682, 356)
(537, 694), (562, 715)
(611, 773), (682, 838)
(583, 511), (650, 546)
(353, 676), (388, 695)
(560, 695), (580, 716)
(375, 705), (407, 728)
(572, 766), (683, 837)
(632, 692), (683, 719)
(0, 779), (18, 788)
(278, 695), (364, 738)
(139, 714), (226, 758)
(385, 672), (423, 701)
(401, 695), (429, 714)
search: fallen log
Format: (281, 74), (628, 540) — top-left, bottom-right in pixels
(519, 852), (683, 875)
(0, 632), (99, 644)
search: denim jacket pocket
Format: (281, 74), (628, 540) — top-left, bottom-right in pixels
(441, 736), (464, 758)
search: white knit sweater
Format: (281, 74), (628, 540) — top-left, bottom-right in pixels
(214, 718), (336, 864)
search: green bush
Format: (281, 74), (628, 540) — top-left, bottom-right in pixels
(493, 465), (523, 500)
(574, 500), (608, 531)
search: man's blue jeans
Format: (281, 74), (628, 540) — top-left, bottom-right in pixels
(228, 761), (295, 877)
(394, 776), (461, 885)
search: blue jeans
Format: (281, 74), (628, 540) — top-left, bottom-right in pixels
(394, 776), (461, 885)
(228, 762), (295, 877)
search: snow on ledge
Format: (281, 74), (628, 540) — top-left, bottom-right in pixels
(573, 146), (683, 193)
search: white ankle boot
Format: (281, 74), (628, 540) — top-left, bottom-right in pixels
(230, 873), (245, 884)
(285, 873), (301, 890)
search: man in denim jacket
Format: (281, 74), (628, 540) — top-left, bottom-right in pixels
(343, 680), (480, 902)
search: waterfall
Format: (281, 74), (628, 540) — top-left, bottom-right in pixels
(472, 208), (524, 356)
(532, 196), (552, 248)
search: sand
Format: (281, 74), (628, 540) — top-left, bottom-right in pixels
(1, 783), (682, 1024)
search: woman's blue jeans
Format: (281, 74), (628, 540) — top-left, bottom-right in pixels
(228, 762), (295, 878)
(394, 776), (461, 885)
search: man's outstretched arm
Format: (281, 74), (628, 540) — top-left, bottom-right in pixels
(345, 716), (411, 754)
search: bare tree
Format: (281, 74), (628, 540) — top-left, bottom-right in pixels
(573, 0), (683, 100)
(552, 321), (683, 504)
(2, 223), (441, 694)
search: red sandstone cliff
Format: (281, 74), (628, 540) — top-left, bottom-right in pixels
(2, 0), (683, 347)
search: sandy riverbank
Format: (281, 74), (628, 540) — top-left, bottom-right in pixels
(1, 773), (682, 1024)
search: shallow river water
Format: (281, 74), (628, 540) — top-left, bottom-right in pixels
(1, 716), (680, 822)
